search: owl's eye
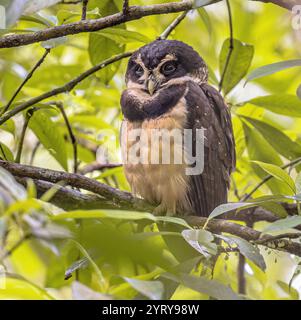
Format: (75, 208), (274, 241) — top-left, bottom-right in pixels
(134, 65), (144, 77)
(161, 61), (177, 76)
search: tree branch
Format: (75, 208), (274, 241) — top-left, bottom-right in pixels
(13, 175), (301, 258)
(0, 160), (298, 222)
(0, 160), (131, 202)
(0, 0), (292, 49)
(81, 0), (89, 20)
(159, 10), (189, 40)
(123, 0), (130, 15)
(0, 51), (133, 126)
(15, 176), (154, 212)
(0, 1), (195, 49)
(80, 162), (122, 175)
(187, 216), (301, 257)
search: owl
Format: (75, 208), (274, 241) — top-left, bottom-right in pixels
(120, 40), (235, 217)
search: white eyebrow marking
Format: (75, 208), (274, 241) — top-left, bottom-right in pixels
(134, 54), (149, 81)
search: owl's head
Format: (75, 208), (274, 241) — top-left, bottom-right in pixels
(125, 40), (208, 95)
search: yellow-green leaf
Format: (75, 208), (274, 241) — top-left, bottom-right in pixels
(253, 161), (296, 195)
(219, 38), (254, 95)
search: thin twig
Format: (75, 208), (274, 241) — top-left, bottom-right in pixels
(237, 219), (253, 295)
(0, 49), (51, 116)
(219, 0), (234, 93)
(61, 0), (82, 3)
(187, 216), (301, 257)
(81, 0), (89, 20)
(0, 51), (133, 126)
(122, 0), (129, 15)
(0, 144), (8, 161)
(159, 11), (189, 40)
(254, 232), (301, 245)
(15, 109), (35, 164)
(48, 101), (78, 174)
(80, 162), (122, 175)
(29, 142), (41, 165)
(242, 157), (301, 202)
(238, 254), (246, 294)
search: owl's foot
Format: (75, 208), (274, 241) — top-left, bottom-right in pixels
(152, 203), (175, 217)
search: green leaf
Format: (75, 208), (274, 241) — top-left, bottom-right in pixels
(246, 59), (301, 83)
(182, 229), (217, 258)
(52, 209), (192, 229)
(29, 110), (68, 171)
(162, 273), (241, 300)
(241, 116), (301, 160)
(264, 216), (301, 233)
(197, 8), (212, 36)
(252, 161), (296, 195)
(24, 0), (61, 15)
(0, 28), (35, 36)
(69, 115), (117, 132)
(96, 28), (150, 44)
(277, 281), (299, 300)
(220, 235), (266, 271)
(246, 95), (301, 118)
(205, 199), (287, 224)
(260, 202), (287, 219)
(0, 273), (54, 300)
(20, 14), (53, 27)
(289, 263), (301, 290)
(242, 122), (289, 195)
(88, 1), (125, 84)
(207, 202), (253, 220)
(123, 277), (164, 300)
(0, 142), (14, 161)
(69, 239), (106, 290)
(0, 119), (15, 136)
(219, 38), (254, 95)
(89, 33), (125, 84)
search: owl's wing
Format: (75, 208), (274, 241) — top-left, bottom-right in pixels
(185, 81), (236, 217)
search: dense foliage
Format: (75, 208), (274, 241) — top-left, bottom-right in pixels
(0, 0), (301, 300)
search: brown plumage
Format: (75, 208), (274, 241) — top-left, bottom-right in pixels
(120, 40), (236, 217)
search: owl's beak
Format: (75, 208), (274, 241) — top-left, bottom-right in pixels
(146, 75), (158, 96)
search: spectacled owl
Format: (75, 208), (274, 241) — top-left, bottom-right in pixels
(120, 40), (236, 217)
